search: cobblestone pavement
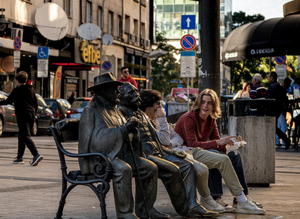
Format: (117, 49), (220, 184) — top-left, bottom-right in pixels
(0, 135), (299, 219)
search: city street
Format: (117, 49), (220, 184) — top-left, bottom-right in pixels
(0, 134), (299, 219)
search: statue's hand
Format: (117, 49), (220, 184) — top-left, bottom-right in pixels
(174, 150), (187, 158)
(125, 117), (139, 133)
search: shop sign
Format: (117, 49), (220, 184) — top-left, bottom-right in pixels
(66, 77), (79, 84)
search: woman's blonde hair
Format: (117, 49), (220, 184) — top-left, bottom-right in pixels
(192, 88), (222, 119)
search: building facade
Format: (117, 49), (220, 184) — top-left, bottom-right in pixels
(0, 0), (152, 99)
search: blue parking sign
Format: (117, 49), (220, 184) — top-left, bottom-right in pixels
(37, 47), (49, 59)
(181, 15), (196, 30)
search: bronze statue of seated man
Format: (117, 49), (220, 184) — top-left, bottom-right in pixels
(78, 73), (168, 219)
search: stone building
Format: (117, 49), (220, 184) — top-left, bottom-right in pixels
(0, 0), (153, 98)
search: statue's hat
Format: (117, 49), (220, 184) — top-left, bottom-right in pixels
(87, 72), (123, 92)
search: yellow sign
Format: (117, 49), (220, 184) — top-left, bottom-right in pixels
(80, 41), (101, 65)
(53, 66), (62, 98)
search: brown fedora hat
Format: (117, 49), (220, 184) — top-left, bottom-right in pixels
(87, 72), (123, 92)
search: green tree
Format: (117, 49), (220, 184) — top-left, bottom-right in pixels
(151, 31), (180, 96)
(232, 11), (265, 30)
(230, 11), (266, 92)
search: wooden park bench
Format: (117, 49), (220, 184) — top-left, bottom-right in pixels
(49, 119), (113, 219)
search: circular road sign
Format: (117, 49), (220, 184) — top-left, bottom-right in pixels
(275, 56), (286, 65)
(102, 61), (112, 71)
(14, 37), (22, 50)
(180, 34), (196, 51)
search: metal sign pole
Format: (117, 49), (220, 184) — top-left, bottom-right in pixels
(187, 78), (190, 111)
(99, 0), (105, 74)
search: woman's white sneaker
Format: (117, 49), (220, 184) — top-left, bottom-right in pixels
(201, 196), (225, 213)
(236, 200), (266, 214)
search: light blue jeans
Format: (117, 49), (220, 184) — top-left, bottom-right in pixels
(276, 114), (287, 145)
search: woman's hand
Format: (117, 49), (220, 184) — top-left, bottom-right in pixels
(216, 135), (236, 146)
(156, 107), (166, 118)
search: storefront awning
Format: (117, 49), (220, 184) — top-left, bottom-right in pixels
(222, 14), (300, 62)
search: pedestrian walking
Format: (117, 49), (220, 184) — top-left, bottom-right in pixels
(0, 71), (43, 166)
(267, 72), (290, 149)
(67, 91), (76, 104)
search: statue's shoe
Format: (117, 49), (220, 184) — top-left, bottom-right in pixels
(186, 204), (219, 218)
(139, 207), (170, 219)
(118, 212), (140, 219)
(149, 208), (170, 219)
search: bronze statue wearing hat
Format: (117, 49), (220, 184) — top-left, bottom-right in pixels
(78, 72), (167, 219)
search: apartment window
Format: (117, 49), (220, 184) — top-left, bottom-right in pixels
(174, 5), (183, 12)
(134, 19), (138, 36)
(185, 4), (195, 12)
(108, 11), (114, 34)
(118, 15), (123, 37)
(141, 22), (145, 38)
(86, 1), (92, 23)
(64, 0), (71, 17)
(98, 6), (102, 27)
(125, 15), (130, 34)
(44, 0), (52, 2)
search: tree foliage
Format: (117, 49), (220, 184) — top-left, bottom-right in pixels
(232, 11), (265, 30)
(151, 31), (180, 96)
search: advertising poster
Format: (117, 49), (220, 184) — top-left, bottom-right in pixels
(53, 66), (62, 98)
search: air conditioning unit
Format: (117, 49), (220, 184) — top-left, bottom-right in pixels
(134, 35), (139, 43)
(140, 38), (145, 45)
(145, 39), (150, 47)
(11, 28), (24, 40)
(129, 34), (134, 42)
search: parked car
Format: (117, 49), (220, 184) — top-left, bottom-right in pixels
(67, 97), (92, 119)
(34, 94), (54, 135)
(0, 91), (17, 136)
(0, 92), (53, 136)
(44, 98), (71, 124)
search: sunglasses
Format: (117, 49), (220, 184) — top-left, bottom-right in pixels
(122, 70), (129, 73)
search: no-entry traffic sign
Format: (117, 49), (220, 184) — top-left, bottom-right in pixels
(275, 56), (286, 65)
(180, 34), (196, 51)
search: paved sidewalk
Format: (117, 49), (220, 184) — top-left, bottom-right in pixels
(0, 135), (299, 219)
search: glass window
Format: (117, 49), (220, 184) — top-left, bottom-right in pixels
(118, 15), (122, 37)
(163, 5), (173, 13)
(163, 0), (173, 3)
(186, 0), (195, 3)
(64, 0), (71, 17)
(134, 19), (138, 35)
(108, 11), (114, 34)
(98, 6), (102, 27)
(125, 15), (130, 34)
(185, 4), (194, 12)
(174, 0), (185, 4)
(174, 5), (183, 12)
(156, 0), (163, 4)
(156, 5), (163, 13)
(86, 1), (92, 23)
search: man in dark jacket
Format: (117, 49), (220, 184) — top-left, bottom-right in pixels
(0, 71), (43, 166)
(267, 71), (290, 149)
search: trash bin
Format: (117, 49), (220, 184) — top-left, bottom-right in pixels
(228, 99), (276, 186)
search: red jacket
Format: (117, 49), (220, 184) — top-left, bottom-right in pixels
(174, 110), (226, 151)
(119, 75), (138, 88)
